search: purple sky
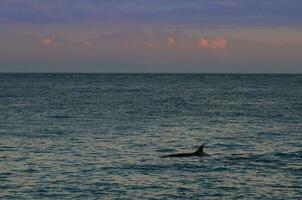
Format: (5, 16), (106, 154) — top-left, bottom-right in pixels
(0, 0), (302, 72)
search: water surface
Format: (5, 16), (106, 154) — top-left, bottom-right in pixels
(0, 74), (301, 199)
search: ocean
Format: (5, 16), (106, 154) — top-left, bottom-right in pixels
(0, 73), (301, 199)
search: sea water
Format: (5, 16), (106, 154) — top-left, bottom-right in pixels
(0, 73), (301, 199)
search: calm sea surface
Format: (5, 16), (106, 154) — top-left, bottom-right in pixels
(0, 73), (301, 199)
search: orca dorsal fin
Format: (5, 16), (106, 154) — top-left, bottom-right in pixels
(195, 144), (205, 154)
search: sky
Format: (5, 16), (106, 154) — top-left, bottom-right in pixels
(0, 0), (302, 73)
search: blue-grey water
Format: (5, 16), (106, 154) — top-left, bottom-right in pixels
(0, 73), (301, 199)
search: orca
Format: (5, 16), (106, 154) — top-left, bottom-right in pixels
(161, 144), (209, 158)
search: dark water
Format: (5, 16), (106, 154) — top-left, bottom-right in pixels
(0, 73), (301, 199)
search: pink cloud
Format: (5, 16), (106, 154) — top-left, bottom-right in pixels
(40, 37), (55, 47)
(199, 37), (227, 49)
(200, 38), (209, 48)
(211, 37), (227, 49)
(146, 42), (157, 49)
(167, 36), (175, 46)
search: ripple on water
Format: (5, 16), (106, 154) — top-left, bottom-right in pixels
(1, 74), (302, 199)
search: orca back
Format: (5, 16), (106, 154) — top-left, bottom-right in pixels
(161, 143), (208, 158)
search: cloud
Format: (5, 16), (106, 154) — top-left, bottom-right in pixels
(216, 0), (242, 8)
(210, 37), (227, 49)
(40, 37), (55, 47)
(1, 29), (302, 72)
(199, 37), (227, 49)
(1, 1), (302, 29)
(145, 42), (157, 49)
(200, 38), (209, 48)
(167, 36), (175, 46)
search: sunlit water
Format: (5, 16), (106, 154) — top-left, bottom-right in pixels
(0, 74), (301, 199)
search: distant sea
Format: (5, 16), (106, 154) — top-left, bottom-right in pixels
(0, 73), (301, 199)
